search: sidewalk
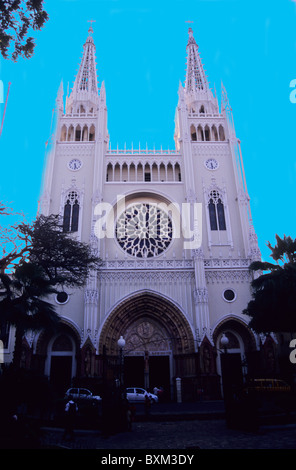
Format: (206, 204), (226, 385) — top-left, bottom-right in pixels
(3, 399), (296, 450)
(40, 419), (296, 450)
(129, 400), (226, 421)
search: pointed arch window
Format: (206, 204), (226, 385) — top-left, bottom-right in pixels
(219, 125), (225, 141)
(212, 125), (219, 141)
(60, 125), (67, 141)
(63, 191), (80, 232)
(197, 125), (204, 141)
(190, 124), (197, 141)
(208, 190), (226, 231)
(75, 125), (81, 141)
(204, 125), (211, 141)
(89, 125), (95, 141)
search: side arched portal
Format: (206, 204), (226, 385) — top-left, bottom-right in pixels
(35, 321), (81, 396)
(212, 317), (258, 396)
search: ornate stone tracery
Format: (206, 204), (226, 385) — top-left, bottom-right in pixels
(124, 319), (170, 354)
(116, 203), (173, 258)
(99, 292), (195, 356)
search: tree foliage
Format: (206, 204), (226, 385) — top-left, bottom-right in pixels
(0, 262), (60, 368)
(243, 235), (296, 334)
(17, 214), (102, 287)
(0, 0), (49, 61)
(0, 210), (101, 369)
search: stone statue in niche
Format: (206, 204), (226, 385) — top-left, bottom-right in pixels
(202, 344), (212, 374)
(84, 348), (91, 376)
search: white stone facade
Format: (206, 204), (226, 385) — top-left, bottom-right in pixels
(35, 27), (262, 399)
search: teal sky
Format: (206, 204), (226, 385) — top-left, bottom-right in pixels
(0, 0), (296, 261)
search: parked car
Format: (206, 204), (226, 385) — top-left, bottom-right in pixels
(244, 379), (291, 394)
(65, 387), (102, 402)
(126, 387), (158, 403)
(245, 379), (291, 395)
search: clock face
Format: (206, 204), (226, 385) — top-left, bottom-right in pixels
(205, 158), (219, 170)
(68, 159), (82, 171)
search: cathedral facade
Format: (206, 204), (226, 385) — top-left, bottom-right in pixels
(15, 27), (276, 400)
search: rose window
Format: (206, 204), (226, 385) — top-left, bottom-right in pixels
(115, 203), (173, 258)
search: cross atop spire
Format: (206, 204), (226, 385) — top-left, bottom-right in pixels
(87, 19), (96, 35)
(185, 27), (208, 95)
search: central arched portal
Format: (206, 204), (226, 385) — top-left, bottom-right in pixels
(99, 292), (195, 400)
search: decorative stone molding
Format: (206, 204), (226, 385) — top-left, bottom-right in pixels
(237, 188), (250, 205)
(204, 258), (250, 269)
(193, 287), (208, 304)
(195, 327), (214, 346)
(56, 142), (95, 158)
(185, 189), (197, 204)
(99, 270), (194, 283)
(84, 289), (99, 305)
(24, 331), (36, 348)
(192, 143), (229, 157)
(192, 248), (204, 260)
(205, 269), (252, 283)
(81, 328), (98, 348)
(125, 320), (170, 354)
(102, 258), (194, 270)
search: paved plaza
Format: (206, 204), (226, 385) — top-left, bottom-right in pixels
(40, 419), (296, 450)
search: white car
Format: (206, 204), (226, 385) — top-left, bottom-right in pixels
(126, 387), (158, 403)
(65, 387), (102, 402)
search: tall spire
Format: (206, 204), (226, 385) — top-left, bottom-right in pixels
(185, 27), (208, 95)
(66, 26), (99, 112)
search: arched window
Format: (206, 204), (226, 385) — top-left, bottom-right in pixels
(208, 190), (226, 231)
(89, 125), (95, 141)
(60, 125), (67, 141)
(219, 125), (225, 141)
(199, 105), (205, 114)
(166, 163), (173, 181)
(175, 163), (181, 181)
(204, 125), (211, 141)
(122, 163), (128, 181)
(144, 163), (151, 181)
(152, 162), (158, 181)
(106, 163), (113, 182)
(197, 125), (204, 141)
(137, 163), (143, 181)
(63, 191), (80, 232)
(75, 125), (81, 141)
(212, 125), (219, 141)
(114, 163), (120, 181)
(190, 124), (197, 141)
(82, 125), (88, 141)
(67, 125), (74, 141)
(130, 163), (136, 181)
(159, 163), (165, 181)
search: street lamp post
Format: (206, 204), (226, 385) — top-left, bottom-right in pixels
(117, 336), (126, 431)
(117, 335), (126, 394)
(219, 333), (235, 428)
(220, 332), (229, 354)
